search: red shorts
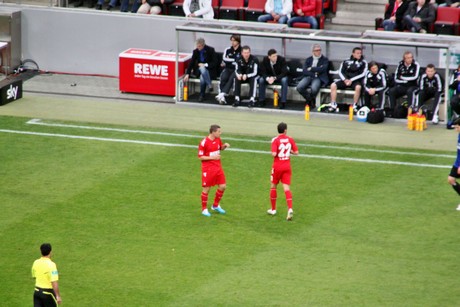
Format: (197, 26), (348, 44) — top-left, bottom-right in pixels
(271, 166), (291, 185)
(202, 167), (226, 187)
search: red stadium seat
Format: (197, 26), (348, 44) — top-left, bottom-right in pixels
(245, 0), (265, 21)
(291, 0), (325, 29)
(219, 0), (245, 20)
(434, 6), (460, 35)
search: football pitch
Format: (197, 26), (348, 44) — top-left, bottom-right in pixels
(1, 98), (459, 306)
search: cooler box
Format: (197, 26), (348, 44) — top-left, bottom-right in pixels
(119, 49), (191, 96)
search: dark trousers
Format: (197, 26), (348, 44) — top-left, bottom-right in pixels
(417, 89), (441, 114)
(451, 94), (460, 114)
(388, 84), (418, 109)
(34, 288), (57, 307)
(219, 68), (235, 94)
(234, 76), (258, 99)
(364, 90), (386, 109)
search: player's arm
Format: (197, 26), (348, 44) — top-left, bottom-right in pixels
(51, 281), (62, 304)
(199, 155), (220, 161)
(222, 143), (230, 150)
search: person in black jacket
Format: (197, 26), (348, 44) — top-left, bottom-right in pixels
(388, 51), (420, 112)
(233, 45), (259, 108)
(382, 0), (409, 31)
(363, 61), (388, 109)
(415, 64), (443, 124)
(184, 38), (218, 102)
(137, 0), (174, 14)
(296, 44), (329, 109)
(402, 0), (436, 33)
(258, 49), (289, 109)
(215, 34), (242, 105)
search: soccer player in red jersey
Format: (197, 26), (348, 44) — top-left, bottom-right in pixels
(268, 122), (299, 221)
(198, 124), (230, 217)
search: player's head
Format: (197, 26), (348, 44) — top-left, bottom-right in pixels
(425, 64), (436, 78)
(40, 243), (52, 256)
(267, 49), (277, 63)
(403, 51), (414, 65)
(241, 46), (251, 60)
(277, 122), (287, 134)
(230, 34), (240, 47)
(368, 61), (379, 74)
(209, 124), (221, 133)
(352, 47), (362, 60)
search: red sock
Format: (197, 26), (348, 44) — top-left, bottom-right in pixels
(201, 192), (208, 211)
(285, 190), (293, 209)
(213, 189), (224, 207)
(270, 188), (277, 211)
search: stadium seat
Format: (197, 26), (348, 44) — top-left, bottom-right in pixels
(245, 0), (265, 22)
(434, 7), (460, 35)
(219, 0), (244, 20)
(323, 0), (336, 14)
(168, 0), (185, 16)
(375, 3), (389, 30)
(291, 0), (325, 29)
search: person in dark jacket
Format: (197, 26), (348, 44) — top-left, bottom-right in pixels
(402, 0), (436, 33)
(363, 61), (388, 109)
(382, 0), (409, 31)
(215, 34), (242, 105)
(415, 64), (443, 124)
(258, 49), (289, 109)
(184, 38), (218, 102)
(296, 44), (329, 109)
(233, 45), (259, 108)
(327, 47), (367, 112)
(388, 51), (421, 112)
(137, 0), (174, 14)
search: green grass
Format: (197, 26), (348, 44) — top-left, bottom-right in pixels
(1, 115), (459, 306)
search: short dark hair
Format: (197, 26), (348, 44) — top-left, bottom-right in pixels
(267, 49), (277, 56)
(426, 63), (435, 69)
(209, 124), (221, 133)
(277, 122), (287, 134)
(242, 45), (251, 52)
(40, 243), (52, 256)
(352, 47), (362, 53)
(230, 34), (240, 44)
(368, 61), (378, 69)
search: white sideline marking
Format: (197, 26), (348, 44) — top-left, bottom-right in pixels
(0, 128), (450, 169)
(26, 119), (454, 159)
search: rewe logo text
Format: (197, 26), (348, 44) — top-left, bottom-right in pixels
(134, 63), (168, 76)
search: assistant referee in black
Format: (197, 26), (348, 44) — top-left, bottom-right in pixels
(31, 243), (62, 306)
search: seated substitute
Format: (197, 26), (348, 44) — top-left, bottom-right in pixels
(326, 47), (367, 112)
(388, 51), (420, 114)
(258, 0), (293, 24)
(183, 38), (218, 102)
(215, 34), (242, 105)
(449, 64), (460, 122)
(402, 0), (435, 33)
(296, 44), (329, 109)
(258, 49), (289, 109)
(233, 45), (259, 108)
(287, 0), (318, 29)
(363, 61), (388, 109)
(416, 64), (443, 124)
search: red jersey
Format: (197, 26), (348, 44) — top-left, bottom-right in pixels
(198, 136), (223, 170)
(271, 134), (298, 169)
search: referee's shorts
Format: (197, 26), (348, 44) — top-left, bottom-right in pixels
(34, 287), (57, 307)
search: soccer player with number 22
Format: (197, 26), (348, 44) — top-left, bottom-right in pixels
(268, 122), (299, 221)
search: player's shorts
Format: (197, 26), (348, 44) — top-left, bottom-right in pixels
(202, 168), (226, 187)
(271, 167), (291, 185)
(449, 166), (460, 178)
(334, 80), (362, 90)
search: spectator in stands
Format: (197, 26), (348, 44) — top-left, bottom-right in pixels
(183, 38), (218, 102)
(215, 34), (242, 105)
(233, 46), (259, 108)
(382, 0), (409, 31)
(402, 0), (436, 33)
(326, 47), (367, 112)
(363, 61), (388, 109)
(74, 0), (95, 8)
(258, 0), (293, 24)
(433, 0), (460, 7)
(137, 0), (174, 14)
(388, 51), (420, 114)
(416, 64), (443, 124)
(258, 49), (289, 109)
(296, 44), (329, 109)
(183, 0), (214, 19)
(287, 0), (318, 29)
(449, 64), (460, 122)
